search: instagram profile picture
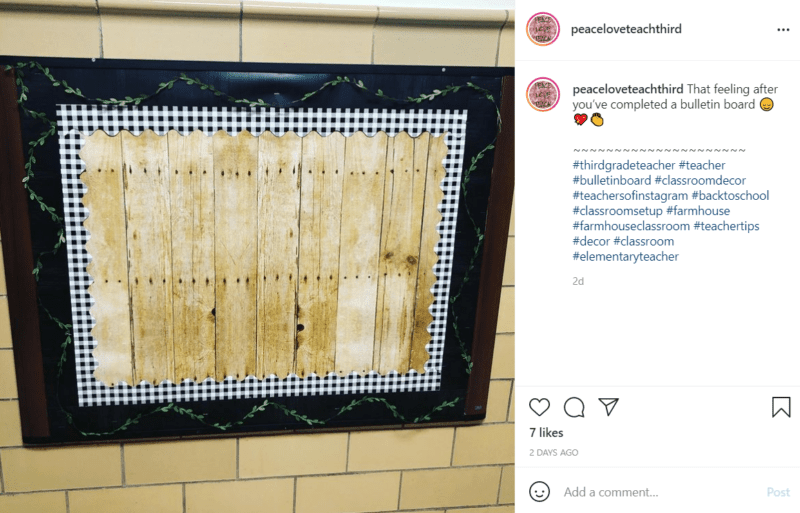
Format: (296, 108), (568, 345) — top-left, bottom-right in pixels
(527, 78), (560, 111)
(527, 12), (560, 46)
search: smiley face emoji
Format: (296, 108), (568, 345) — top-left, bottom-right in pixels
(530, 481), (551, 502)
(760, 97), (774, 111)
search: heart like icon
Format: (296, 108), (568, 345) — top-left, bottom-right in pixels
(529, 398), (550, 416)
(574, 113), (588, 126)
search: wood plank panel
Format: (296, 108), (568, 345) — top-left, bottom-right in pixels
(121, 130), (174, 385)
(374, 132), (428, 374)
(167, 130), (216, 382)
(334, 132), (388, 375)
(295, 132), (345, 377)
(256, 132), (301, 379)
(213, 131), (259, 381)
(409, 134), (448, 373)
(83, 129), (445, 382)
(80, 132), (132, 386)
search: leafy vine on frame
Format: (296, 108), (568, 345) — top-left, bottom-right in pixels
(4, 60), (502, 436)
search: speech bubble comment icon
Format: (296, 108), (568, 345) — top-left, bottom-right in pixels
(564, 397), (585, 418)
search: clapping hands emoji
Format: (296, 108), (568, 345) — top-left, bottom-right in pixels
(590, 113), (603, 127)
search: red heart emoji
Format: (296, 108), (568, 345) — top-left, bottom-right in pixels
(574, 113), (588, 126)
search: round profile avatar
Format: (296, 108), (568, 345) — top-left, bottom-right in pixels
(527, 12), (560, 46)
(527, 77), (560, 112)
(530, 481), (551, 502)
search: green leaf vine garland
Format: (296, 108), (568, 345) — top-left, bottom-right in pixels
(4, 60), (502, 436)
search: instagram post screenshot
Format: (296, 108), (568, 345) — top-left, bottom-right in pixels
(517, 2), (799, 511)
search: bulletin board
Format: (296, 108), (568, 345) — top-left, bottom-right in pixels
(0, 57), (513, 444)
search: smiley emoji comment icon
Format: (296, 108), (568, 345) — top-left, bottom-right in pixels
(530, 481), (551, 502)
(760, 98), (774, 111)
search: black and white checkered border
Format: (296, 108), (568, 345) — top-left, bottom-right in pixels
(56, 104), (467, 407)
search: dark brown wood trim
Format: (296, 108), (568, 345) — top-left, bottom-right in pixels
(0, 69), (50, 438)
(464, 75), (514, 417)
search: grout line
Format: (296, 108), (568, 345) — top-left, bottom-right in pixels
(182, 483), (187, 513)
(447, 504), (509, 512)
(396, 471), (404, 510)
(292, 477), (297, 513)
(391, 509), (449, 513)
(120, 445), (126, 486)
(449, 427), (457, 466)
(505, 379), (514, 422)
(495, 465), (504, 504)
(239, 1), (243, 62)
(494, 10), (509, 67)
(345, 432), (351, 472)
(95, 0), (104, 59)
(370, 7), (380, 65)
(65, 490), (70, 513)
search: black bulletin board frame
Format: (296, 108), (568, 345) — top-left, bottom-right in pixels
(0, 57), (514, 445)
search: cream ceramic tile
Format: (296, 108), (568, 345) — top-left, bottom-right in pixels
(239, 432), (347, 478)
(498, 464), (514, 503)
(0, 400), (22, 446)
(0, 296), (11, 348)
(243, 1), (376, 20)
(498, 14), (514, 67)
(100, 11), (238, 61)
(0, 5), (99, 58)
(491, 333), (514, 379)
(374, 7), (505, 67)
(508, 381), (515, 421)
(1, 445), (121, 492)
(348, 427), (454, 471)
(452, 423), (514, 466)
(374, 24), (501, 67)
(0, 349), (17, 399)
(100, 0), (239, 15)
(449, 506), (514, 513)
(0, 242), (6, 295)
(502, 237), (514, 286)
(498, 25), (514, 67)
(242, 17), (375, 64)
(485, 379), (512, 423)
(0, 0), (93, 7)
(496, 287), (514, 333)
(124, 439), (236, 485)
(186, 479), (294, 513)
(69, 485), (182, 513)
(0, 492), (67, 513)
(377, 7), (506, 24)
(400, 466), (501, 510)
(508, 193), (515, 236)
(296, 472), (401, 513)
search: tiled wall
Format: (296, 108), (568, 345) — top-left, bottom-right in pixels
(0, 2), (515, 512)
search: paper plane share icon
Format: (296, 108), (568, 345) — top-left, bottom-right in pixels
(599, 398), (619, 416)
